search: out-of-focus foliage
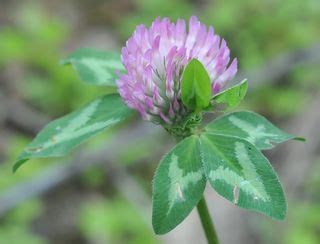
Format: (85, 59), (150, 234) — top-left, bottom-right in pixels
(78, 197), (157, 244)
(0, 136), (52, 190)
(0, 3), (105, 115)
(244, 86), (306, 118)
(0, 200), (45, 244)
(260, 161), (320, 244)
(283, 204), (320, 244)
(202, 0), (320, 68)
(117, 0), (194, 39)
(281, 161), (320, 244)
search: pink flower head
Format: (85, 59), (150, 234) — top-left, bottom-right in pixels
(116, 16), (237, 124)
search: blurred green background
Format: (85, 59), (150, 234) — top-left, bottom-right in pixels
(0, 0), (319, 243)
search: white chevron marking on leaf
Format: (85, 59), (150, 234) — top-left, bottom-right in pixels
(167, 154), (202, 214)
(79, 58), (122, 83)
(209, 142), (270, 203)
(229, 115), (278, 145)
(26, 98), (120, 152)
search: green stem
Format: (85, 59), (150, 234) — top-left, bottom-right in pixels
(197, 196), (219, 244)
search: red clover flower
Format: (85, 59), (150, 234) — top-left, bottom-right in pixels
(117, 16), (237, 125)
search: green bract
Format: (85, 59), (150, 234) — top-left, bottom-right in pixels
(61, 48), (124, 86)
(13, 94), (134, 172)
(181, 59), (211, 111)
(211, 79), (248, 111)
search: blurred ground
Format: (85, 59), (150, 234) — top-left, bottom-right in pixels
(0, 0), (319, 243)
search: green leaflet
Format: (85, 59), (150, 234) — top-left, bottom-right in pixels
(181, 59), (211, 111)
(200, 133), (287, 220)
(205, 111), (296, 150)
(211, 79), (248, 111)
(13, 94), (133, 172)
(153, 124), (290, 233)
(61, 48), (124, 86)
(152, 136), (206, 234)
